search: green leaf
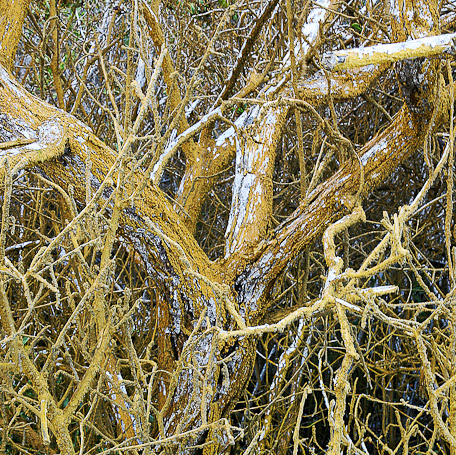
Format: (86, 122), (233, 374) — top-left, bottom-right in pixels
(351, 22), (362, 33)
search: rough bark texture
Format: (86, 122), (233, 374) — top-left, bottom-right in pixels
(0, 0), (454, 453)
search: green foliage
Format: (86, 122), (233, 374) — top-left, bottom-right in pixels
(351, 22), (362, 33)
(232, 102), (246, 117)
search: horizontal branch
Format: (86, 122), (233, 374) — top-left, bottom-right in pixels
(323, 32), (456, 71)
(297, 64), (388, 102)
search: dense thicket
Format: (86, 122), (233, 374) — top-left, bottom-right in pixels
(0, 0), (455, 454)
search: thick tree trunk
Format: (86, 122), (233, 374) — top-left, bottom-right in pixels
(0, 0), (451, 453)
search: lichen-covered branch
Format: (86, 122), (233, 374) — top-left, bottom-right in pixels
(322, 32), (456, 71)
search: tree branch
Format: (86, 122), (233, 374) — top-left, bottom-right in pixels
(322, 32), (456, 71)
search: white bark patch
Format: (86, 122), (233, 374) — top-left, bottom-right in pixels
(36, 118), (62, 146)
(225, 107), (280, 256)
(0, 65), (30, 102)
(0, 115), (36, 146)
(284, 0), (331, 66)
(215, 106), (258, 148)
(360, 138), (388, 166)
(300, 0), (331, 56)
(0, 118), (63, 157)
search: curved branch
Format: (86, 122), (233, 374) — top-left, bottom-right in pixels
(238, 91), (447, 322)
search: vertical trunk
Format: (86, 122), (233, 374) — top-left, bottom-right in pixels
(0, 0), (29, 71)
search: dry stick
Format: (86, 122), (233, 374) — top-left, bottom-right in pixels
(292, 386), (311, 455)
(217, 0), (280, 103)
(395, 409), (418, 455)
(62, 315), (113, 425)
(445, 60), (455, 285)
(104, 352), (138, 441)
(123, 325), (149, 442)
(140, 1), (191, 136)
(446, 56), (456, 455)
(3, 330), (74, 452)
(287, 0), (308, 199)
(38, 14), (56, 98)
(322, 206), (364, 455)
(408, 132), (454, 216)
(128, 12), (163, 147)
(70, 39), (121, 115)
(0, 158), (16, 336)
(96, 36), (123, 147)
(66, 46), (169, 439)
(15, 237), (100, 351)
(78, 390), (100, 455)
(99, 416), (240, 453)
(258, 320), (313, 451)
(0, 157), (12, 263)
(144, 362), (158, 454)
(305, 137), (333, 200)
(92, 162), (127, 331)
(40, 398), (50, 446)
(49, 0), (64, 109)
(33, 173), (94, 281)
(123, 4), (136, 136)
(415, 332), (456, 450)
(218, 298), (327, 341)
(146, 1), (240, 182)
(200, 329), (219, 426)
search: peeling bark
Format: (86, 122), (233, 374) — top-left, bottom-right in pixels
(0, 0), (452, 452)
